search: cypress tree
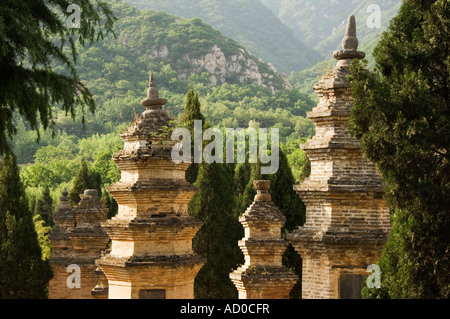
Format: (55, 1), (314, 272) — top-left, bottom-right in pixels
(239, 149), (305, 231)
(34, 186), (54, 227)
(269, 149), (305, 299)
(0, 152), (53, 298)
(70, 158), (102, 206)
(350, 0), (449, 298)
(101, 188), (118, 219)
(189, 162), (244, 299)
(298, 156), (311, 182)
(269, 149), (306, 233)
(234, 162), (251, 216)
(181, 87), (206, 184)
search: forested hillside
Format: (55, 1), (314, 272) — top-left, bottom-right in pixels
(11, 0), (315, 210)
(262, 0), (401, 54)
(123, 0), (320, 74)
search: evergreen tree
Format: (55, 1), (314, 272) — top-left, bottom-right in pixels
(239, 149), (306, 230)
(269, 149), (306, 233)
(181, 87), (206, 184)
(298, 156), (311, 182)
(270, 150), (305, 299)
(101, 188), (118, 219)
(182, 87), (206, 134)
(233, 162), (251, 216)
(0, 0), (116, 154)
(349, 0), (449, 298)
(240, 160), (263, 213)
(0, 152), (53, 298)
(189, 162), (244, 299)
(34, 186), (54, 227)
(70, 158), (102, 206)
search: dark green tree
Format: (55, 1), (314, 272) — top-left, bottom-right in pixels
(0, 152), (53, 298)
(34, 186), (54, 227)
(70, 158), (102, 206)
(298, 156), (311, 182)
(233, 162), (251, 216)
(181, 87), (206, 184)
(101, 188), (118, 219)
(268, 149), (306, 299)
(240, 160), (263, 213)
(189, 162), (244, 299)
(0, 0), (116, 154)
(349, 0), (450, 299)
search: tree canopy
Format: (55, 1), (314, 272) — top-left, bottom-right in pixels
(0, 152), (53, 298)
(0, 0), (116, 154)
(350, 0), (449, 299)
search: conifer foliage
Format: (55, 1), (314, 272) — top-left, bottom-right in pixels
(0, 152), (53, 298)
(34, 186), (54, 228)
(350, 0), (450, 298)
(69, 158), (102, 206)
(182, 88), (243, 298)
(0, 0), (116, 155)
(182, 87), (206, 184)
(189, 162), (244, 299)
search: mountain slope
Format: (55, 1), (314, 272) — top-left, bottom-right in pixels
(123, 0), (320, 74)
(262, 0), (401, 55)
(81, 0), (292, 95)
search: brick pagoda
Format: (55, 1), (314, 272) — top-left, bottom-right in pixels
(230, 180), (297, 299)
(286, 15), (391, 299)
(49, 189), (109, 299)
(96, 74), (205, 299)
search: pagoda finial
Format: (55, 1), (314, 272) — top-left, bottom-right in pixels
(343, 15), (358, 51)
(149, 72), (154, 87)
(333, 14), (365, 64)
(147, 72), (159, 99)
(140, 72), (167, 109)
(254, 180), (271, 202)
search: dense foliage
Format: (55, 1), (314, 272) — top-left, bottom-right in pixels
(350, 0), (449, 299)
(0, 0), (116, 155)
(0, 153), (53, 298)
(189, 162), (244, 299)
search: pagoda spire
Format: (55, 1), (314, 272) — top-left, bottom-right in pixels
(140, 72), (167, 110)
(333, 15), (365, 67)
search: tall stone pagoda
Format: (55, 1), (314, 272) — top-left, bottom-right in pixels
(49, 189), (109, 299)
(286, 15), (391, 299)
(96, 74), (205, 299)
(230, 180), (298, 299)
